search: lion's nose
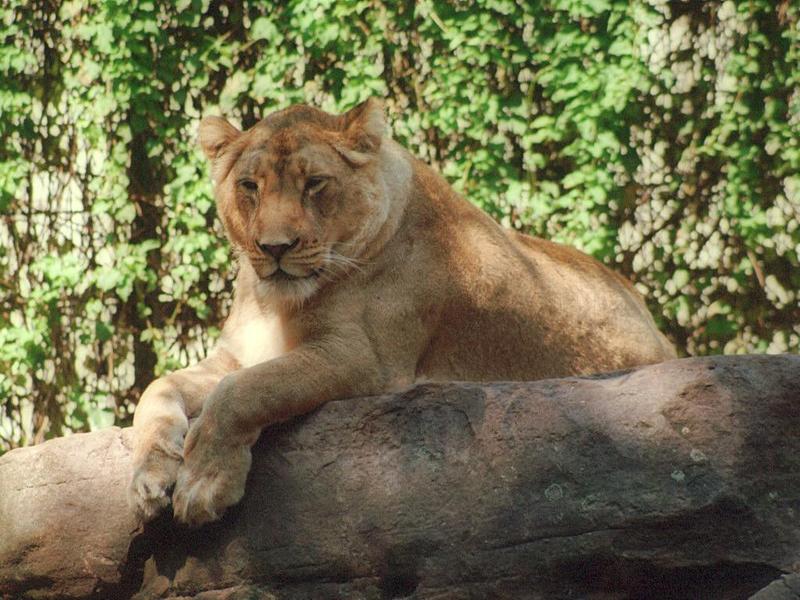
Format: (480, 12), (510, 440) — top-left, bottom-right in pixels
(257, 238), (299, 260)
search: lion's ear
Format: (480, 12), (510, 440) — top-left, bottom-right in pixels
(337, 98), (386, 166)
(198, 116), (241, 161)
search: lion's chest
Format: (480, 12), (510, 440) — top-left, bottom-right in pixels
(226, 306), (289, 369)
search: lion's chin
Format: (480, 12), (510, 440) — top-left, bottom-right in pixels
(255, 269), (321, 306)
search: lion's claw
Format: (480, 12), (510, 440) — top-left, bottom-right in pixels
(129, 451), (182, 523)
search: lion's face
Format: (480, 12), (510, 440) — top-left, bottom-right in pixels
(199, 100), (388, 304)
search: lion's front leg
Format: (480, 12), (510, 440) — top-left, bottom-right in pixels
(129, 380), (188, 522)
(129, 353), (236, 522)
(171, 375), (254, 526)
(172, 333), (385, 526)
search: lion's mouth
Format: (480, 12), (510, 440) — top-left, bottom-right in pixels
(248, 255), (324, 283)
(266, 267), (321, 282)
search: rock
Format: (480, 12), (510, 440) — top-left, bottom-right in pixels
(751, 574), (800, 600)
(1, 355), (799, 599)
(0, 427), (137, 598)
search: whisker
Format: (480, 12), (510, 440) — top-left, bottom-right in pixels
(321, 242), (371, 265)
(290, 250), (323, 260)
(326, 254), (365, 274)
(326, 247), (368, 266)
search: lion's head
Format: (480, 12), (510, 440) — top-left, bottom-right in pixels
(198, 98), (393, 304)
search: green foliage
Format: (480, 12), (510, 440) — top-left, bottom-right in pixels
(1, 0), (798, 452)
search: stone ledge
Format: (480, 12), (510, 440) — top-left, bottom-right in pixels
(1, 354), (798, 599)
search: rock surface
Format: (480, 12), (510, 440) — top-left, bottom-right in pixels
(1, 355), (799, 599)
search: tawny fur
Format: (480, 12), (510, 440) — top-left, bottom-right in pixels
(129, 98), (676, 526)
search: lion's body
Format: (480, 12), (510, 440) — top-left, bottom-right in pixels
(220, 145), (673, 383)
(129, 100), (675, 526)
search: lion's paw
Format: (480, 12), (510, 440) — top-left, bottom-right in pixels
(128, 435), (184, 523)
(172, 443), (251, 527)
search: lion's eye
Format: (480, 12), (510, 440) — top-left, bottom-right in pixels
(304, 176), (328, 196)
(238, 179), (258, 192)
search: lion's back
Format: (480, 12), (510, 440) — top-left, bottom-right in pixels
(411, 205), (676, 382)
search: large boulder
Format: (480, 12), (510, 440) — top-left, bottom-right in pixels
(1, 355), (798, 599)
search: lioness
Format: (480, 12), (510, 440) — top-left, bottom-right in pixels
(129, 98), (676, 526)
